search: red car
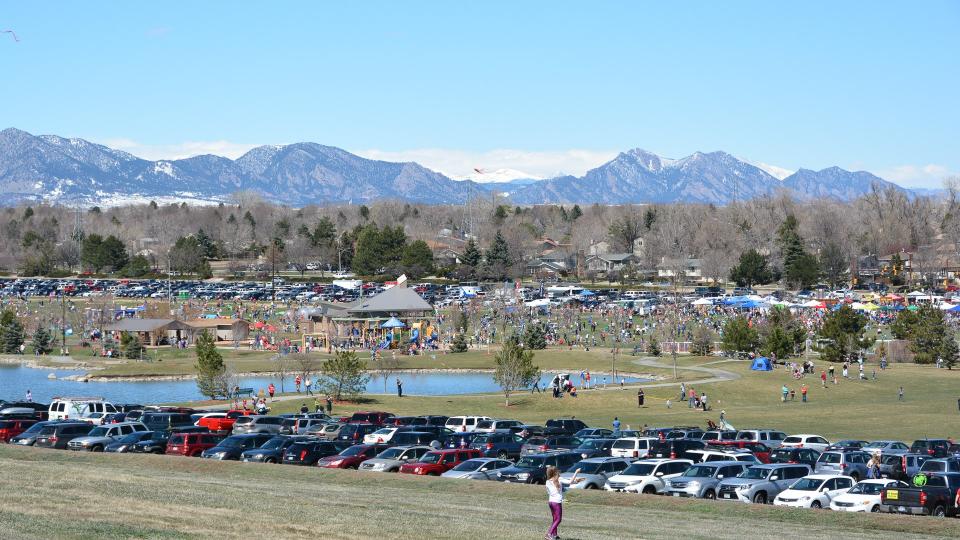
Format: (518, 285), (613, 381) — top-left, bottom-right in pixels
(0, 419), (38, 442)
(706, 441), (771, 463)
(317, 444), (386, 469)
(348, 411), (395, 426)
(399, 449), (481, 476)
(166, 432), (225, 457)
(198, 410), (252, 432)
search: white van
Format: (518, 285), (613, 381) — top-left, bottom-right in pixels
(444, 416), (493, 433)
(48, 397), (117, 421)
(610, 437), (657, 459)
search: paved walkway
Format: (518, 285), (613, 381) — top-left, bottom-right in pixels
(628, 356), (744, 389)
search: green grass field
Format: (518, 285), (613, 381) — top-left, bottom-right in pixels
(0, 445), (956, 540)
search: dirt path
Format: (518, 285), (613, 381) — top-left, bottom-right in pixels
(628, 356), (744, 388)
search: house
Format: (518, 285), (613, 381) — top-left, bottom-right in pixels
(656, 257), (704, 282)
(525, 259), (568, 279)
(588, 241), (610, 256)
(188, 318), (251, 342)
(103, 318), (195, 346)
(585, 253), (638, 273)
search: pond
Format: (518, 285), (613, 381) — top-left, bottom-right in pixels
(0, 364), (649, 405)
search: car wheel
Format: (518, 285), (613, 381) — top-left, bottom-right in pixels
(810, 501), (821, 509)
(586, 483), (598, 490)
(91, 445), (103, 452)
(703, 490), (715, 500)
(642, 485), (656, 495)
(932, 505), (946, 518)
(870, 505), (880, 513)
(753, 492), (767, 504)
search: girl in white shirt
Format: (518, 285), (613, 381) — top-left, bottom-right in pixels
(545, 466), (578, 540)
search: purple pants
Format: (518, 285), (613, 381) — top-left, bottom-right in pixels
(548, 502), (562, 537)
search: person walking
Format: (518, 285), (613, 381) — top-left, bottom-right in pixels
(898, 386), (904, 401)
(829, 364), (836, 384)
(304, 377), (313, 396)
(314, 397), (321, 412)
(820, 370), (827, 388)
(637, 388), (645, 407)
(325, 394), (333, 413)
(781, 384), (789, 402)
(866, 452), (881, 479)
(25, 389), (32, 403)
(532, 379), (542, 393)
(680, 382), (686, 402)
(688, 388), (696, 408)
(396, 377), (403, 398)
(700, 392), (708, 412)
(545, 466), (570, 540)
(800, 384), (808, 403)
(612, 416), (621, 435)
(267, 383), (275, 401)
(295, 375), (302, 393)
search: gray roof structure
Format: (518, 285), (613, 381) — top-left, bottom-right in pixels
(347, 286), (433, 315)
(104, 319), (194, 332)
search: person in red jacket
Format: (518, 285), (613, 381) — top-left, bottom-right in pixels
(268, 383), (276, 400)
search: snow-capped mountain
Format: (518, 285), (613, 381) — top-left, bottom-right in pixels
(0, 128), (910, 206)
(456, 168), (542, 183)
(0, 128), (477, 205)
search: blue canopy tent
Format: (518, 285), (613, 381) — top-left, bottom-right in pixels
(381, 317), (406, 328)
(579, 289), (596, 297)
(751, 356), (772, 371)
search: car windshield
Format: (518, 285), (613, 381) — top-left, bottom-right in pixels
(848, 482), (884, 495)
(20, 423), (47, 435)
(819, 453), (841, 464)
(783, 437), (802, 443)
(471, 434), (491, 443)
(118, 432), (145, 443)
(622, 463), (656, 476)
(418, 452), (443, 464)
(789, 478), (823, 491)
(515, 456), (546, 469)
(740, 468), (771, 480)
(578, 439), (607, 450)
(87, 427), (109, 437)
(260, 437), (287, 450)
(372, 428), (393, 435)
(863, 441), (890, 449)
(452, 459), (484, 471)
(168, 434), (184, 444)
(682, 465), (717, 478)
(571, 461), (605, 474)
(611, 440), (636, 449)
(218, 436), (245, 448)
(234, 417), (253, 425)
(339, 445), (368, 457)
(377, 448), (405, 459)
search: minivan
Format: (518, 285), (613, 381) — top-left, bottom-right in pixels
(140, 412), (195, 433)
(445, 416), (492, 433)
(610, 437), (657, 459)
(34, 422), (93, 449)
(650, 439), (707, 460)
(48, 397), (117, 421)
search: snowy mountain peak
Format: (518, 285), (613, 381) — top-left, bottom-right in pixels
(458, 168), (543, 183)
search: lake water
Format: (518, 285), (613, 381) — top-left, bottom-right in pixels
(0, 364), (648, 405)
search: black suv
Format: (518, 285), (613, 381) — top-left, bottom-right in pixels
(650, 439), (707, 460)
(911, 439), (952, 458)
(768, 447), (821, 467)
(140, 412), (194, 433)
(282, 439), (348, 465)
(495, 451), (581, 484)
(201, 433), (275, 460)
(34, 422), (93, 449)
(544, 418), (588, 436)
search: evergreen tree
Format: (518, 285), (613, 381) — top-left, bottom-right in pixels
(121, 254), (152, 277)
(570, 204), (583, 221)
(400, 240), (435, 278)
(721, 316), (760, 355)
(451, 331), (468, 353)
(647, 335), (661, 357)
(777, 214), (819, 289)
(940, 333), (958, 370)
(522, 323), (547, 350)
(461, 238), (481, 267)
(317, 351), (370, 401)
(762, 326), (794, 360)
(493, 205), (508, 222)
(816, 305), (874, 363)
(120, 331), (146, 360)
(907, 306), (948, 365)
(493, 336), (540, 406)
(195, 331), (226, 399)
(486, 231), (512, 267)
(1, 311), (24, 354)
(690, 325), (715, 356)
(32, 326), (53, 355)
(729, 249), (773, 287)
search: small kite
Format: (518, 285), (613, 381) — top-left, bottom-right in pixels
(2, 30), (18, 42)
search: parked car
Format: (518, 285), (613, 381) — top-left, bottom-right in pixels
(10, 420), (69, 446)
(773, 474), (855, 508)
(231, 416), (284, 435)
(716, 463), (811, 504)
(348, 411), (395, 426)
(201, 433), (274, 460)
(701, 430), (739, 442)
(707, 441), (773, 463)
(312, 423), (344, 440)
(358, 445), (433, 472)
(139, 412), (195, 433)
(470, 431), (525, 459)
(687, 449), (759, 464)
(197, 410), (251, 432)
(390, 431), (444, 448)
(825, 440), (869, 452)
(543, 418), (588, 436)
(338, 423), (382, 443)
(521, 435), (582, 455)
(830, 479), (908, 513)
(34, 422), (93, 449)
(781, 434), (830, 453)
(495, 451), (582, 484)
(814, 450), (871, 481)
(399, 449), (482, 476)
(68, 421), (148, 451)
(411, 415), (449, 427)
(862, 440), (910, 455)
(649, 439), (707, 460)
(574, 438), (616, 459)
(878, 452), (930, 481)
(736, 429), (787, 449)
(918, 458), (960, 474)
(282, 439), (347, 465)
(909, 439), (952, 458)
(573, 428), (614, 440)
(166, 432), (225, 457)
(610, 437), (656, 459)
(559, 457), (632, 490)
(666, 428), (705, 440)
(241, 435), (314, 463)
(881, 472), (960, 517)
(664, 461), (750, 499)
(317, 444), (387, 469)
(105, 431), (158, 453)
(604, 459), (692, 494)
(473, 419), (522, 433)
(47, 397), (117, 421)
(441, 457), (514, 480)
(0, 418), (37, 442)
(130, 431), (171, 454)
(444, 416), (493, 433)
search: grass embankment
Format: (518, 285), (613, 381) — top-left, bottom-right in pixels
(271, 357), (960, 442)
(0, 445), (956, 540)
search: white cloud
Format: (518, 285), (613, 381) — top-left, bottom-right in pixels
(96, 138), (262, 161)
(354, 148), (618, 181)
(871, 164), (957, 189)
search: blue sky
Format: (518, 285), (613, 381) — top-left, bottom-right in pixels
(2, 1), (957, 186)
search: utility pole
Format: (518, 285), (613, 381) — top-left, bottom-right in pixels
(60, 291), (67, 355)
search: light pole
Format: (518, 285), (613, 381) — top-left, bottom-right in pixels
(60, 291), (67, 355)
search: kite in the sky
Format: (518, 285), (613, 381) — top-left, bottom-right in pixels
(2, 30), (18, 42)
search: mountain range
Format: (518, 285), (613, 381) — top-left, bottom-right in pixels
(0, 128), (906, 206)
